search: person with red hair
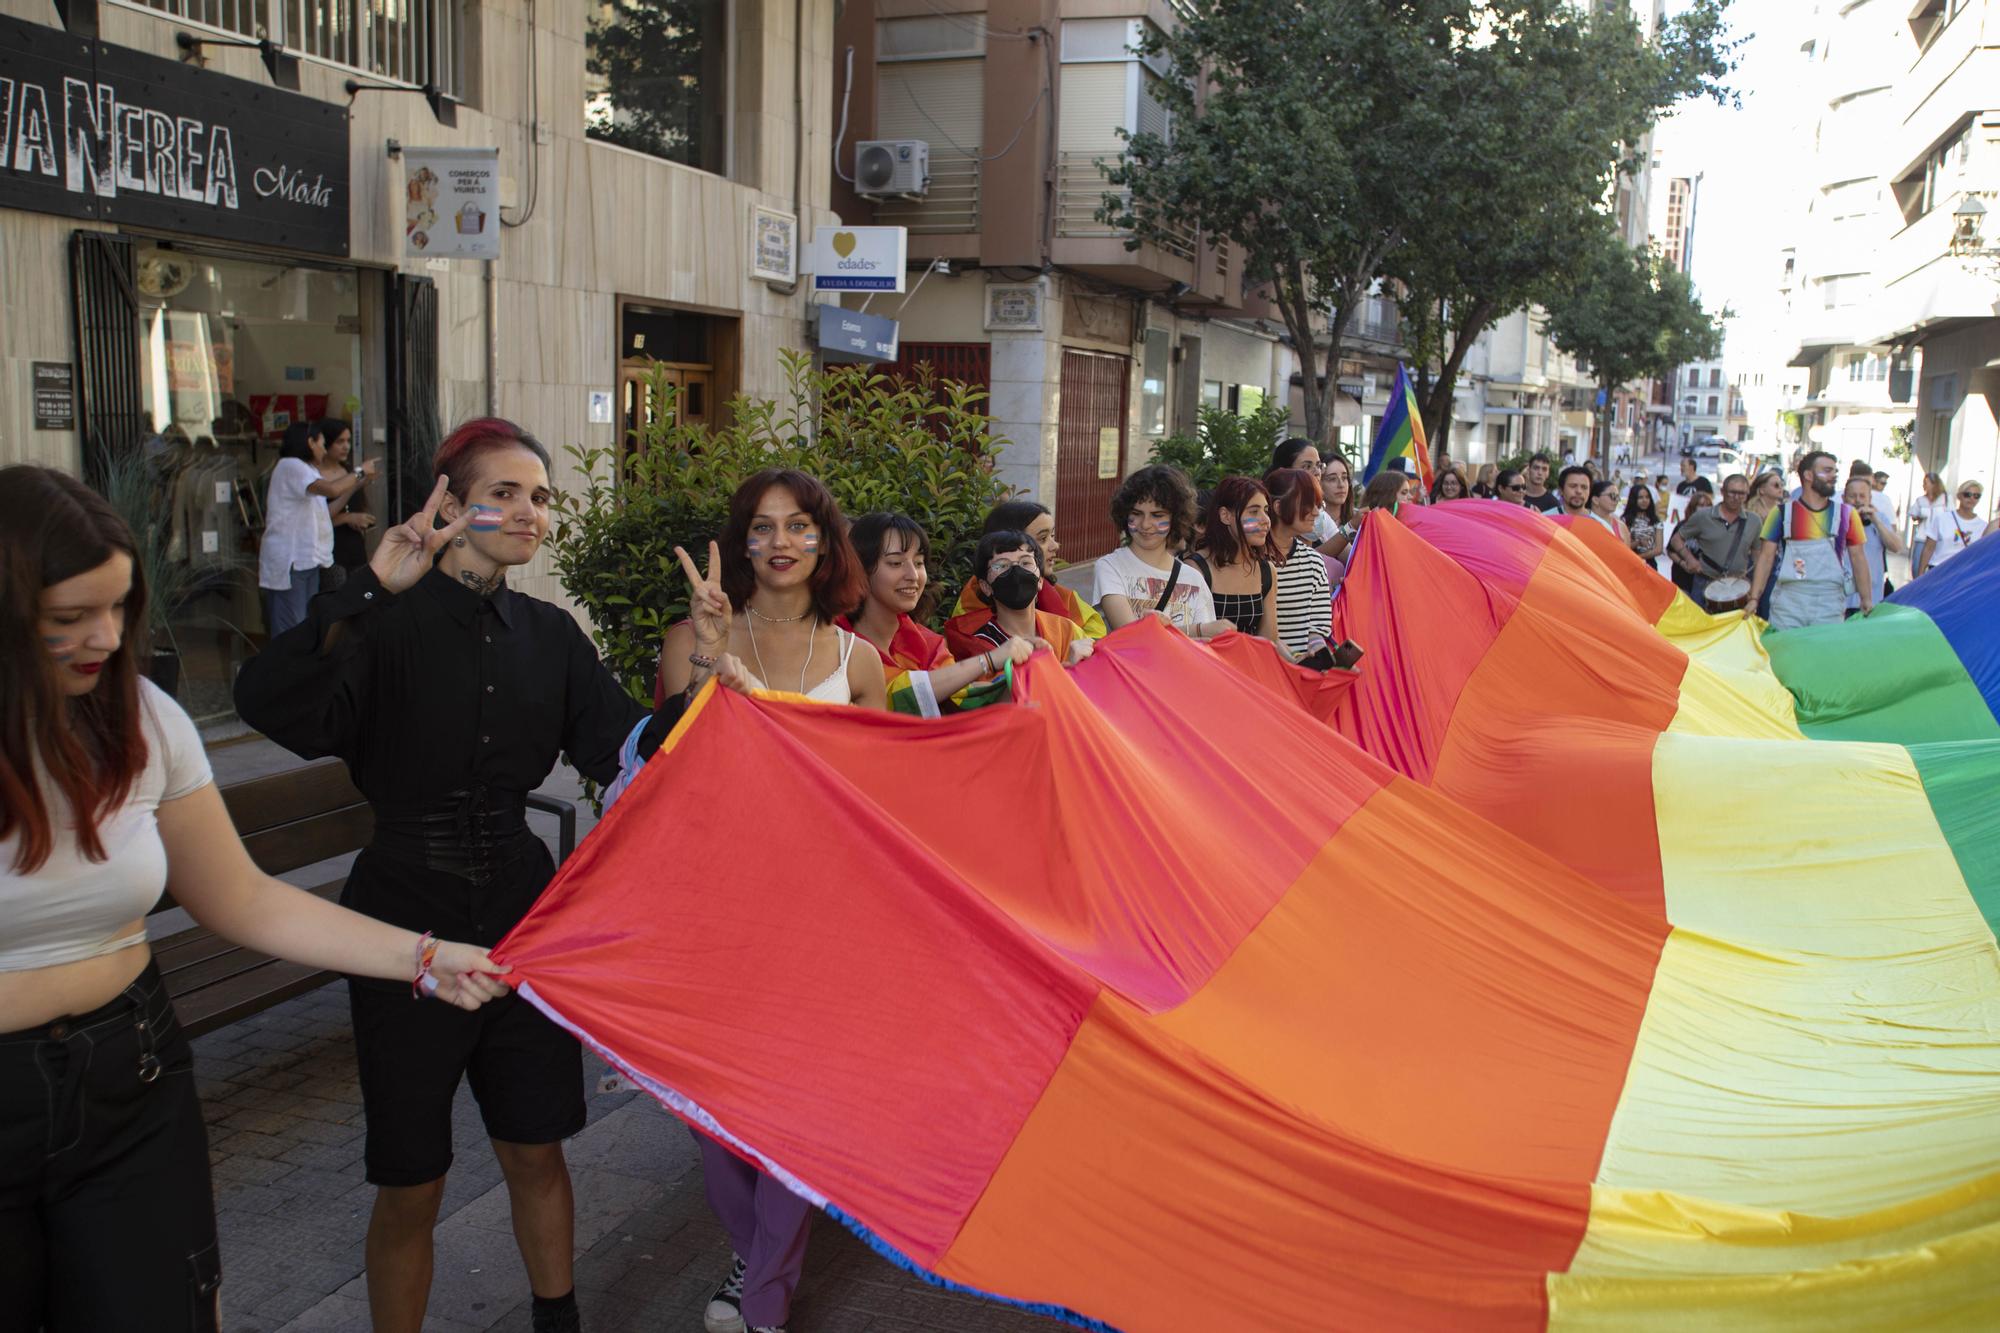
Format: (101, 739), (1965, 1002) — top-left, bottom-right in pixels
(235, 417), (655, 1333)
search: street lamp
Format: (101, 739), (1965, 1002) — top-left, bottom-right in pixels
(1952, 195), (1987, 254)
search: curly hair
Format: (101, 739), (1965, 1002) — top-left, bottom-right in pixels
(1110, 465), (1198, 550)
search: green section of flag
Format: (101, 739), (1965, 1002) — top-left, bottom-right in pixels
(1765, 603), (2000, 744)
(1910, 740), (2000, 940)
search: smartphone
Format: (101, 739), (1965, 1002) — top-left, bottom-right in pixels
(1331, 639), (1364, 670)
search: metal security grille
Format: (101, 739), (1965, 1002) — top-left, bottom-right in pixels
(68, 231), (146, 486)
(388, 273), (439, 523)
(1055, 348), (1130, 560)
(117, 0), (463, 98)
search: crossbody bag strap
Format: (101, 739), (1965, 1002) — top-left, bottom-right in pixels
(1154, 558), (1184, 613)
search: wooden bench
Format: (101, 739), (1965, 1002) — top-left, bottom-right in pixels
(148, 759), (577, 1039)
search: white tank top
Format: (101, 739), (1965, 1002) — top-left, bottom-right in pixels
(800, 628), (860, 703)
(0, 678), (213, 972)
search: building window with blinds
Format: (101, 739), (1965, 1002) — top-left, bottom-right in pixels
(1057, 19), (1186, 256)
(118, 0), (466, 97)
(586, 0), (731, 175)
(874, 15), (986, 233)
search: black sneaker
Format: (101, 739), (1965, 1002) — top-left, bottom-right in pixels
(703, 1254), (747, 1333)
(530, 1289), (582, 1333)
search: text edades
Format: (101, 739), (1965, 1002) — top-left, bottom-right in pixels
(0, 15), (349, 257)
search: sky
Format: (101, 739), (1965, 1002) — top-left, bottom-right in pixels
(1651, 0), (1800, 331)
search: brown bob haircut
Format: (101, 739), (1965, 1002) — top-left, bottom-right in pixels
(1109, 464), (1199, 550)
(0, 465), (151, 873)
(719, 469), (864, 625)
(1262, 467), (1324, 527)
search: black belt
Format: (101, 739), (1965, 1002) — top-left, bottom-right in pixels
(370, 787), (532, 882)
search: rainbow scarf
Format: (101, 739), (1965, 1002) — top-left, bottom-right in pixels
(1362, 362), (1435, 490)
(494, 512), (2000, 1330)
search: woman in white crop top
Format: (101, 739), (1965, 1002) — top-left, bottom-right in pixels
(0, 466), (506, 1332)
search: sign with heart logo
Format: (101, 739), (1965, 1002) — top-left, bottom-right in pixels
(810, 225), (907, 292)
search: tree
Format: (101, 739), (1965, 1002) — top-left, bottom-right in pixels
(1109, 0), (1735, 451)
(1541, 226), (1725, 460)
(585, 0), (726, 169)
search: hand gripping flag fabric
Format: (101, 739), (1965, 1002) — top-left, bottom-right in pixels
(494, 502), (2000, 1332)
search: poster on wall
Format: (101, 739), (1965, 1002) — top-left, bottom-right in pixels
(403, 147), (501, 260)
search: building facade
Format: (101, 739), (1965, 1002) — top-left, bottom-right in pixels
(0, 0), (836, 735)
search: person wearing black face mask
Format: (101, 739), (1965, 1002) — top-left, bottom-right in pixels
(944, 530), (1095, 671)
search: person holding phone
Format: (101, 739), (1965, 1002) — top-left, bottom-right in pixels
(1844, 475), (1903, 613)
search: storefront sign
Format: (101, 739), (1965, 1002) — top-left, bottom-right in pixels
(815, 304), (899, 363)
(0, 16), (350, 256)
(32, 360), (74, 429)
(751, 205), (797, 285)
(810, 225), (906, 293)
(403, 147), (499, 260)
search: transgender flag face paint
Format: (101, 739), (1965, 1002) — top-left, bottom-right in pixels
(468, 505), (505, 531)
(42, 635), (78, 662)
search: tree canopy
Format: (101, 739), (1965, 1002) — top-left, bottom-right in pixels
(1108, 0), (1736, 448)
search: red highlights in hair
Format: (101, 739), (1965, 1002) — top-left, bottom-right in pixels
(433, 417), (552, 499)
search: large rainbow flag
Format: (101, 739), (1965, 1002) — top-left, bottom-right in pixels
(1361, 362), (1436, 490)
(494, 507), (2000, 1331)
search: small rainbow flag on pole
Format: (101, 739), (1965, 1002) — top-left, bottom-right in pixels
(1363, 363), (1435, 491)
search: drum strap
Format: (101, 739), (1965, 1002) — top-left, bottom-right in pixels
(1701, 514), (1750, 577)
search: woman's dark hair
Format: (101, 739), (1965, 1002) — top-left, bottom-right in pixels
(970, 529), (1038, 607)
(1621, 483), (1657, 526)
(1589, 479), (1619, 507)
(1319, 452), (1356, 527)
(1428, 468), (1468, 503)
(1263, 467), (1323, 530)
(1198, 476), (1275, 570)
(317, 418), (353, 467)
(984, 499), (1052, 574)
(848, 512), (933, 620)
(1362, 471), (1407, 510)
(0, 466), (150, 873)
(277, 420), (321, 464)
(1109, 464), (1198, 550)
(719, 469), (864, 624)
(1272, 437), (1319, 473)
(433, 417), (554, 503)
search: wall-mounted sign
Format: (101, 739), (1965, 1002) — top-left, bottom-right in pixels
(810, 225), (906, 293)
(0, 15), (350, 256)
(1097, 426), (1121, 480)
(815, 304), (900, 364)
(32, 361), (74, 430)
(403, 146), (499, 260)
(751, 205), (797, 285)
(588, 390), (614, 424)
(985, 281), (1045, 332)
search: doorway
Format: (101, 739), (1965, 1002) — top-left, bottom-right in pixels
(617, 300), (738, 465)
(1055, 348), (1131, 559)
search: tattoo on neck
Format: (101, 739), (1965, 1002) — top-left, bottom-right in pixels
(458, 569), (504, 597)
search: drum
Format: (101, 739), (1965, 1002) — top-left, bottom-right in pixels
(1704, 577), (1751, 613)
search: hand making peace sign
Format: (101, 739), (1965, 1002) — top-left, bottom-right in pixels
(369, 476), (473, 595)
(673, 540), (733, 648)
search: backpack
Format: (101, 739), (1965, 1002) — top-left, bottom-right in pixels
(1774, 498), (1852, 571)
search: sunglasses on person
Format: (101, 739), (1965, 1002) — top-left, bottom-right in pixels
(1500, 481), (1526, 493)
(1961, 490), (1983, 501)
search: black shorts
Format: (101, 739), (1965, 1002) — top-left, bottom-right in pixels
(348, 978), (584, 1187)
(0, 961), (221, 1332)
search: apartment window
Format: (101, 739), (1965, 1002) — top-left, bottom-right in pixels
(1910, 0), (1974, 52)
(121, 0), (465, 97)
(1058, 19), (1180, 251)
(1895, 120), (1970, 223)
(1842, 352), (1888, 383)
(1818, 273), (1862, 309)
(1687, 367), (1702, 388)
(1706, 395), (1719, 415)
(1139, 328), (1169, 436)
(874, 16), (986, 233)
(1708, 368), (1722, 387)
(586, 0), (730, 174)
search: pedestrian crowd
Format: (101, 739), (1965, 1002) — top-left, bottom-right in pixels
(3, 416), (1994, 1333)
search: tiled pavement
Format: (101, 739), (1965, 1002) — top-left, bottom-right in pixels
(192, 743), (1066, 1333)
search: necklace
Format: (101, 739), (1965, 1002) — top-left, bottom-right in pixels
(747, 603), (810, 624)
(747, 615), (815, 694)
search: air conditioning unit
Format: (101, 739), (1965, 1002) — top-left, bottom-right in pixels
(855, 139), (930, 199)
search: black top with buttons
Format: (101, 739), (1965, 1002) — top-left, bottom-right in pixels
(233, 564), (646, 943)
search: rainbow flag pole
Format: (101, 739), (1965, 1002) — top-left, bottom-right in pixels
(1362, 363), (1436, 491)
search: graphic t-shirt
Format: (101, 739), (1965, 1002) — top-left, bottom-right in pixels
(1921, 508), (1984, 569)
(1091, 546), (1216, 635)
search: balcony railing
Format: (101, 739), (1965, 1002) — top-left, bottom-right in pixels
(874, 155), (981, 235)
(116, 0), (463, 98)
(1056, 153), (1195, 261)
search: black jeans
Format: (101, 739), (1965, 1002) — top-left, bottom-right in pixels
(0, 960), (220, 1333)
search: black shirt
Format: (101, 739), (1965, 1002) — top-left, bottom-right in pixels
(234, 565), (646, 942)
(1676, 476), (1715, 498)
(1524, 490), (1563, 514)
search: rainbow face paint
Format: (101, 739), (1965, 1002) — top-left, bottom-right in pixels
(468, 505), (505, 531)
(1239, 515), (1270, 534)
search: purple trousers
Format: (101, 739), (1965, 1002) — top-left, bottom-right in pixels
(695, 1128), (811, 1326)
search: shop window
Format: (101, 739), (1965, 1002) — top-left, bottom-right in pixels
(1201, 379), (1223, 411)
(586, 0), (730, 175)
(133, 247), (363, 733)
(1139, 328), (1169, 436)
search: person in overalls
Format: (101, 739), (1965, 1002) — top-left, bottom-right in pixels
(1747, 450), (1873, 630)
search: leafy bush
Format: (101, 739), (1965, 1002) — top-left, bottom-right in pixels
(1148, 401), (1300, 491)
(549, 351), (1012, 702)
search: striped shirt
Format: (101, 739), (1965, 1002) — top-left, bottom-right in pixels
(1271, 538), (1332, 657)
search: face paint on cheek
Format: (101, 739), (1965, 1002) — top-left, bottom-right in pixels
(42, 635), (78, 662)
(747, 536), (766, 560)
(799, 532), (820, 555)
(468, 505), (505, 531)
